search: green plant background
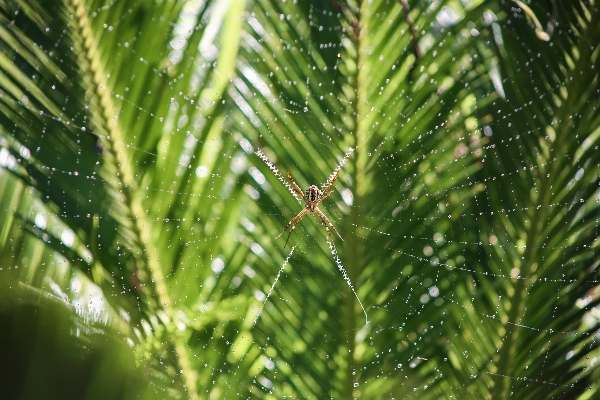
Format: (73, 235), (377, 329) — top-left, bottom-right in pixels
(0, 0), (599, 399)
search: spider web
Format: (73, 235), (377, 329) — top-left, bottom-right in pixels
(254, 147), (368, 325)
(0, 0), (599, 399)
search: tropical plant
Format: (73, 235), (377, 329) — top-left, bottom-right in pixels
(0, 0), (598, 399)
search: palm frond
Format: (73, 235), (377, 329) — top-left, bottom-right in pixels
(1, 0), (598, 398)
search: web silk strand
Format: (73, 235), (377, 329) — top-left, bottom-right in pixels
(329, 241), (369, 325)
(321, 147), (355, 192)
(255, 148), (302, 203)
(253, 246), (296, 325)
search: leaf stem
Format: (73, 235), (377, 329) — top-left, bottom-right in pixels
(339, 0), (371, 397)
(492, 8), (599, 397)
(69, 0), (197, 397)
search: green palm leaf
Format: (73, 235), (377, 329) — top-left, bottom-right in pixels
(1, 0), (598, 399)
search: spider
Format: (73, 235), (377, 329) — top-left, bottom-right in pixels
(277, 169), (344, 249)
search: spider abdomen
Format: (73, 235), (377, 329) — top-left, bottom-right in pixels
(305, 185), (321, 203)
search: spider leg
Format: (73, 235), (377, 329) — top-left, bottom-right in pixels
(276, 208), (309, 249)
(319, 187), (337, 202)
(287, 169), (305, 199)
(316, 212), (336, 246)
(276, 208), (307, 239)
(315, 207), (344, 243)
